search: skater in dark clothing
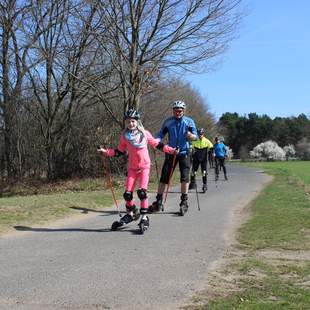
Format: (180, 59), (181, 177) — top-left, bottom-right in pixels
(149, 100), (198, 215)
(189, 128), (213, 193)
(213, 137), (228, 181)
(97, 108), (176, 233)
(208, 147), (214, 168)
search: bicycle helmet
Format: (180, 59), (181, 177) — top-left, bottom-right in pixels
(124, 108), (140, 120)
(198, 128), (205, 135)
(171, 100), (186, 109)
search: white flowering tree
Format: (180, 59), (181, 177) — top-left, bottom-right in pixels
(283, 145), (296, 160)
(249, 140), (285, 161)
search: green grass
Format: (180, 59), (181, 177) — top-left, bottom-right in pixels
(0, 165), (177, 234)
(185, 161), (310, 310)
(237, 161), (310, 250)
(208, 279), (310, 309)
(0, 190), (119, 234)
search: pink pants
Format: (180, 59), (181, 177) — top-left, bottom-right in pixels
(125, 168), (150, 210)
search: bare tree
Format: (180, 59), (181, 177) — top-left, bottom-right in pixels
(25, 0), (116, 179)
(0, 0), (45, 178)
(93, 0), (242, 118)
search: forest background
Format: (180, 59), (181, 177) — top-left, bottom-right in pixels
(1, 0), (309, 193)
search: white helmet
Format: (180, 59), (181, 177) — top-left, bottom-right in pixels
(171, 100), (186, 109)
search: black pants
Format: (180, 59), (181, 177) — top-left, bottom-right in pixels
(160, 154), (190, 184)
(191, 158), (207, 177)
(215, 157), (226, 176)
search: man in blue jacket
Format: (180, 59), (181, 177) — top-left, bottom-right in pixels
(149, 100), (198, 215)
(213, 136), (228, 181)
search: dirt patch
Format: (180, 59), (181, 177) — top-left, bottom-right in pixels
(257, 249), (310, 261)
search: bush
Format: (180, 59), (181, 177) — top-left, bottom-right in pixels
(249, 140), (285, 161)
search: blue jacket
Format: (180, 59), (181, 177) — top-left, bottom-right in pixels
(214, 142), (227, 158)
(157, 116), (197, 156)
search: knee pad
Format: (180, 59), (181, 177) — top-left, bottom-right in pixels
(123, 191), (133, 201)
(137, 188), (147, 200)
(202, 170), (207, 177)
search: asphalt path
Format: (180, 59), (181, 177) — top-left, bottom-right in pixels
(0, 164), (271, 310)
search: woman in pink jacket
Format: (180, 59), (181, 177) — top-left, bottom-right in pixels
(97, 108), (176, 232)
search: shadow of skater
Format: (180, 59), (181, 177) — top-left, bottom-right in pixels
(14, 226), (111, 233)
(70, 207), (125, 217)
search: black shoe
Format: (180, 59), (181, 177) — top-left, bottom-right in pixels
(202, 184), (207, 193)
(148, 201), (162, 213)
(120, 213), (133, 225)
(179, 200), (188, 216)
(224, 175), (228, 181)
(189, 182), (196, 190)
(126, 204), (140, 220)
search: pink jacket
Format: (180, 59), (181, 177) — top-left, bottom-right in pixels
(106, 130), (173, 170)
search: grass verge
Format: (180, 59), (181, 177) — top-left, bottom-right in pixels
(0, 164), (179, 235)
(184, 161), (310, 309)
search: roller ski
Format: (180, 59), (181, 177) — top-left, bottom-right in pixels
(138, 212), (150, 234)
(111, 205), (140, 231)
(148, 194), (164, 213)
(179, 193), (189, 216)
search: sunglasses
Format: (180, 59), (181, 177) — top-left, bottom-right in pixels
(173, 109), (184, 113)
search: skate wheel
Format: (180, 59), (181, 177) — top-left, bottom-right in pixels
(139, 217), (149, 234)
(139, 222), (145, 234)
(179, 206), (184, 216)
(111, 221), (120, 231)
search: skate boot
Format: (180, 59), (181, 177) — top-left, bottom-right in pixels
(202, 183), (207, 193)
(138, 209), (150, 234)
(224, 174), (228, 181)
(148, 194), (163, 213)
(179, 193), (189, 216)
(129, 204), (140, 221)
(111, 205), (138, 231)
(188, 176), (196, 190)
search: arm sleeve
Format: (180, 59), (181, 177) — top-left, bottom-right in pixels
(206, 139), (213, 148)
(114, 134), (127, 156)
(157, 120), (168, 140)
(190, 119), (198, 140)
(146, 130), (161, 149)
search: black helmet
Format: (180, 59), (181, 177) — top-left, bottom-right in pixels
(198, 128), (205, 135)
(124, 108), (140, 120)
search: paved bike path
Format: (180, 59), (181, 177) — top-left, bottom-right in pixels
(0, 164), (271, 310)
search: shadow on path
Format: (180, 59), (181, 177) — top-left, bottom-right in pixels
(70, 206), (125, 217)
(14, 225), (144, 235)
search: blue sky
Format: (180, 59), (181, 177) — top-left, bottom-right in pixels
(185, 0), (310, 120)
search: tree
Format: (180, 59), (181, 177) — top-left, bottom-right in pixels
(94, 0), (242, 121)
(24, 0), (115, 179)
(0, 0), (47, 178)
(249, 140), (285, 161)
(296, 138), (310, 160)
(283, 144), (296, 161)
